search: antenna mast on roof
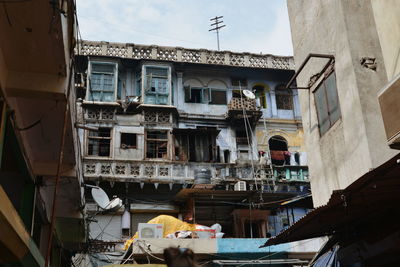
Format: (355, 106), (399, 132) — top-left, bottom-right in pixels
(209, 16), (226, 51)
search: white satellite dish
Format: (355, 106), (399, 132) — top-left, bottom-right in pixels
(243, 90), (256, 99)
(91, 187), (123, 211)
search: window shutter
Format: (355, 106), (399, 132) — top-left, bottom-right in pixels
(315, 85), (330, 135)
(325, 73), (340, 123)
(184, 85), (191, 102)
(145, 74), (152, 91)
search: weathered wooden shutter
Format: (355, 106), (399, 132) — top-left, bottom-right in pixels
(184, 85), (191, 102)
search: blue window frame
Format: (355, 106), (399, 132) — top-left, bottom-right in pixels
(144, 66), (170, 105)
(88, 62), (117, 102)
(184, 86), (226, 104)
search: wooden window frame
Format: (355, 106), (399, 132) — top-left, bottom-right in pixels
(275, 85), (294, 110)
(87, 128), (112, 157)
(87, 61), (118, 102)
(143, 66), (170, 105)
(145, 130), (169, 159)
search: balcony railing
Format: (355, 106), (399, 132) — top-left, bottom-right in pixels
(83, 159), (309, 183)
(77, 40), (294, 70)
(228, 97), (258, 111)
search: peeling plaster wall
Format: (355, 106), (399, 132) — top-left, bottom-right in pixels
(113, 125), (144, 160)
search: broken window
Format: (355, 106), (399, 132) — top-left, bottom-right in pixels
(174, 130), (219, 162)
(314, 71), (340, 135)
(88, 62), (117, 102)
(88, 128), (111, 156)
(184, 87), (226, 104)
(144, 66), (169, 105)
(275, 84), (293, 110)
(120, 133), (137, 149)
(146, 130), (168, 159)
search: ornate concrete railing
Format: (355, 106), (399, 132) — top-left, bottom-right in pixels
(83, 159), (272, 183)
(83, 159), (308, 183)
(77, 40), (294, 70)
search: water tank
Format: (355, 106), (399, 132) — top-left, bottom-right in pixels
(194, 169), (211, 184)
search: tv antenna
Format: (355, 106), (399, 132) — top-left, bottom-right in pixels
(209, 16), (226, 51)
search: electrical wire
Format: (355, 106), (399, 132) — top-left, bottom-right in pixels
(238, 82), (258, 193)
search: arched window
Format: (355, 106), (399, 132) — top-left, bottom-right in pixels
(253, 85), (267, 108)
(275, 84), (293, 110)
(268, 135), (290, 165)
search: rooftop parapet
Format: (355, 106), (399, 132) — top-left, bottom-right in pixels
(77, 40), (294, 70)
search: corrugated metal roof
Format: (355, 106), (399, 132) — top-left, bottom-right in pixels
(261, 153), (400, 247)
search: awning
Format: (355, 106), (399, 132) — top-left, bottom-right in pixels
(261, 153), (400, 247)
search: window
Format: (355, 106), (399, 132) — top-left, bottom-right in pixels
(314, 72), (340, 135)
(174, 130), (219, 162)
(121, 133), (137, 149)
(88, 62), (117, 102)
(253, 85), (267, 108)
(184, 87), (226, 104)
(210, 89), (226, 104)
(146, 130), (168, 158)
(144, 66), (169, 105)
(236, 130), (250, 145)
(231, 78), (247, 88)
(275, 85), (293, 110)
(88, 128), (111, 156)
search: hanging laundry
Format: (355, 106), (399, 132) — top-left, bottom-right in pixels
(270, 150), (285, 161)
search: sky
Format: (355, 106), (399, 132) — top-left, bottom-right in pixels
(76, 0), (293, 56)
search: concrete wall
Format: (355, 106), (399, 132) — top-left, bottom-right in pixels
(371, 0), (400, 80)
(287, 0), (397, 206)
(89, 215), (123, 241)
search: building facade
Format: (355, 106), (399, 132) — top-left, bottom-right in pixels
(264, 0), (400, 266)
(73, 40), (317, 266)
(0, 0), (84, 266)
(287, 0), (399, 207)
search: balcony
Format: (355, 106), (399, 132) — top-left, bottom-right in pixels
(226, 98), (262, 125)
(83, 159), (285, 184)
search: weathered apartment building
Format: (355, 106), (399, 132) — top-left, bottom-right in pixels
(0, 0), (84, 267)
(74, 40), (321, 266)
(263, 1), (400, 266)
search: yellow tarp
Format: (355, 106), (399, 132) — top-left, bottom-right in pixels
(124, 215), (197, 250)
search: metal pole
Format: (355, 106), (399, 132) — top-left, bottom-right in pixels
(216, 29), (220, 51)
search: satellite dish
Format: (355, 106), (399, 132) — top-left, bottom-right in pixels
(91, 187), (123, 211)
(108, 197), (123, 211)
(243, 90), (256, 99)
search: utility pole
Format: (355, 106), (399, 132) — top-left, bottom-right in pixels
(209, 16), (226, 51)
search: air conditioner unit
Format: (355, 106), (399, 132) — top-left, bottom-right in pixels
(138, 223), (163, 239)
(234, 181), (246, 191)
(378, 73), (400, 149)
